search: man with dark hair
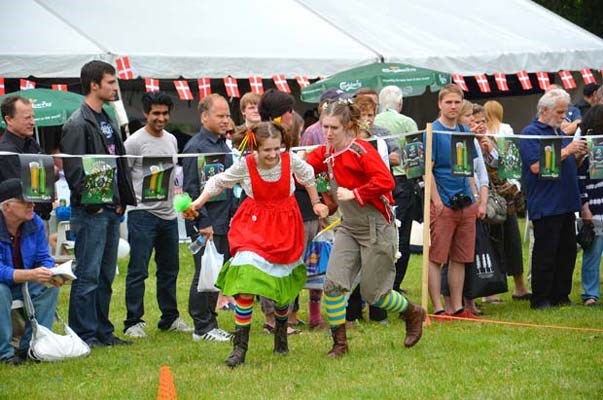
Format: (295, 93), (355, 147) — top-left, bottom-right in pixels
(122, 92), (192, 338)
(183, 93), (233, 342)
(0, 96), (53, 220)
(0, 179), (62, 365)
(575, 83), (601, 117)
(60, 60), (136, 347)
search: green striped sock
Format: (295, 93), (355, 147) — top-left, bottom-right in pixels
(323, 293), (347, 327)
(373, 290), (409, 313)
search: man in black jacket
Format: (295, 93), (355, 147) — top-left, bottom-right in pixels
(60, 60), (136, 348)
(183, 94), (234, 342)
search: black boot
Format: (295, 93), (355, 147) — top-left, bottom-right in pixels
(273, 319), (289, 355)
(327, 324), (348, 358)
(225, 326), (250, 368)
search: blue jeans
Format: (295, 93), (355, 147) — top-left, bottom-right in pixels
(69, 207), (120, 343)
(0, 282), (58, 359)
(124, 211), (180, 330)
(581, 234), (603, 301)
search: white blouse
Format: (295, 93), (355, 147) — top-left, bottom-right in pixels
(204, 151), (316, 199)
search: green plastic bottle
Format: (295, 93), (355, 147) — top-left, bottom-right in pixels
(38, 159), (46, 195)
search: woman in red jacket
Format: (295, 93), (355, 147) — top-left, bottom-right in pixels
(305, 101), (425, 357)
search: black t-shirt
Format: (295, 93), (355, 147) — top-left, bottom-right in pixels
(91, 108), (116, 155)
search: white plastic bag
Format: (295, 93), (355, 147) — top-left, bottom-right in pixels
(197, 240), (224, 292)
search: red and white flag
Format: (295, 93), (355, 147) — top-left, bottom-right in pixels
(20, 79), (36, 90)
(272, 74), (291, 93)
(536, 72), (551, 91)
(558, 71), (576, 90)
(173, 80), (193, 100)
(144, 78), (160, 92)
(197, 78), (212, 100)
(224, 76), (240, 98)
(0, 78), (5, 96)
(451, 74), (468, 92)
(493, 73), (509, 91)
(52, 84), (68, 91)
(249, 76), (264, 95)
(474, 74), (491, 93)
(516, 71), (532, 90)
(580, 68), (596, 85)
(115, 56), (134, 80)
(295, 76), (310, 89)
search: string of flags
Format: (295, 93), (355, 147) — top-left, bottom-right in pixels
(1, 55), (601, 99)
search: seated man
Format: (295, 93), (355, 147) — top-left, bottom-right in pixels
(0, 179), (62, 365)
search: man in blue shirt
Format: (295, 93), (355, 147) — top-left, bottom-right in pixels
(520, 88), (587, 309)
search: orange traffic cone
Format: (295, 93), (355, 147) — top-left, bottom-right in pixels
(157, 366), (177, 400)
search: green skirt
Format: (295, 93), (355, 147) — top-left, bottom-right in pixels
(216, 259), (307, 307)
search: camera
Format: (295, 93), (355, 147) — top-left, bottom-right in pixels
(449, 192), (472, 210)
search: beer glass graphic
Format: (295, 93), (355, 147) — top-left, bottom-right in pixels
(29, 161), (40, 194)
(544, 145), (552, 171)
(149, 165), (161, 194)
(456, 142), (465, 169)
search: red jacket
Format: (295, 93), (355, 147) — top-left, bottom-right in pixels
(306, 139), (395, 222)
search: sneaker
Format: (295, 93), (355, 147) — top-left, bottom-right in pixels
(124, 322), (147, 338)
(192, 328), (231, 342)
(1, 355), (23, 366)
(452, 309), (479, 320)
(168, 318), (193, 333)
(215, 328), (233, 339)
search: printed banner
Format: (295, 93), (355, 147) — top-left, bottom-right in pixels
(81, 157), (116, 204)
(19, 154), (54, 202)
(588, 138), (603, 180)
(497, 137), (522, 179)
(141, 157), (173, 202)
(538, 139), (561, 179)
(404, 134), (425, 179)
(450, 136), (473, 176)
(197, 155), (226, 202)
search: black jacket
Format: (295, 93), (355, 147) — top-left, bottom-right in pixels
(60, 103), (136, 210)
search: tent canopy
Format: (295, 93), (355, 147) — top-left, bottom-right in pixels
(1, 0), (601, 78)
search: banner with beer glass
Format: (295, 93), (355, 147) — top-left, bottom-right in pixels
(588, 138), (603, 180)
(497, 137), (522, 179)
(538, 139), (561, 179)
(81, 157), (116, 204)
(197, 154), (227, 202)
(141, 157), (173, 202)
(450, 136), (473, 176)
(404, 133), (425, 179)
(19, 154), (54, 202)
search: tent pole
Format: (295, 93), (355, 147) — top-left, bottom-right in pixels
(421, 123), (433, 324)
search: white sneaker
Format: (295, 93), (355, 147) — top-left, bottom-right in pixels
(192, 328), (231, 342)
(124, 322), (146, 338)
(168, 317), (193, 333)
(215, 328), (233, 339)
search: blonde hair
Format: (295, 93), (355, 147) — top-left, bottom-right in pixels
(484, 100), (503, 133)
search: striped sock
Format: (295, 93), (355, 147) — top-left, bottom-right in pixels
(373, 290), (409, 313)
(274, 303), (290, 322)
(323, 293), (347, 327)
(235, 294), (254, 327)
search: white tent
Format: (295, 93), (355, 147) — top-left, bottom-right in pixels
(1, 0), (601, 78)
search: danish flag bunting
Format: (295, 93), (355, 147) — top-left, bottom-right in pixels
(115, 56), (134, 80)
(516, 71), (533, 90)
(249, 76), (264, 95)
(451, 74), (468, 92)
(272, 74), (291, 93)
(144, 78), (160, 92)
(558, 71), (576, 89)
(0, 78), (5, 96)
(536, 72), (551, 91)
(52, 84), (68, 91)
(579, 69), (596, 85)
(20, 79), (36, 90)
(173, 80), (193, 100)
(295, 76), (310, 89)
(493, 73), (509, 91)
(197, 78), (211, 100)
(474, 74), (491, 93)
(224, 76), (240, 98)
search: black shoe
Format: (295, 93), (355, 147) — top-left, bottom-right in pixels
(1, 355), (24, 366)
(530, 301), (552, 310)
(105, 336), (133, 346)
(86, 338), (107, 348)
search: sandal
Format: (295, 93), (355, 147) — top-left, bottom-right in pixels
(263, 323), (275, 334)
(584, 298), (597, 307)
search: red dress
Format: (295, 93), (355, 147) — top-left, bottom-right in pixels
(228, 152), (305, 264)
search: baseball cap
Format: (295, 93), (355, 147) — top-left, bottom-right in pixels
(0, 179), (25, 203)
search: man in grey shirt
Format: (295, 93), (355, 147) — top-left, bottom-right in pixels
(123, 92), (192, 338)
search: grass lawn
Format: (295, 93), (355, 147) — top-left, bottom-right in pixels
(1, 218), (602, 399)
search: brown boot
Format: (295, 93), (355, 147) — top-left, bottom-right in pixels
(225, 326), (250, 368)
(399, 302), (426, 348)
(327, 324), (348, 358)
(273, 319), (289, 355)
